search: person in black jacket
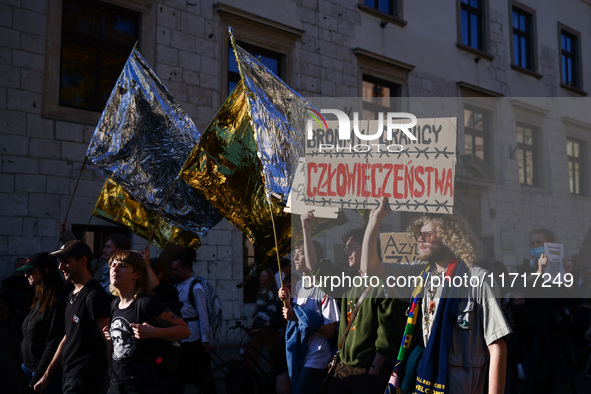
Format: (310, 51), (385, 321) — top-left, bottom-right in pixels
(35, 240), (113, 394)
(19, 252), (66, 393)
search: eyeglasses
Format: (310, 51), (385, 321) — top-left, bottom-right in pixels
(414, 231), (435, 242)
(344, 244), (361, 254)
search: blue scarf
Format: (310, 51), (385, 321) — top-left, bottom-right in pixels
(414, 260), (466, 394)
(285, 304), (324, 392)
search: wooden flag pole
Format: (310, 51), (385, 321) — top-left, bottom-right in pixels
(57, 156), (88, 248)
(266, 195), (288, 309)
(229, 27), (287, 302)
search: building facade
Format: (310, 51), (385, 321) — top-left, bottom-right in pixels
(1, 0), (590, 343)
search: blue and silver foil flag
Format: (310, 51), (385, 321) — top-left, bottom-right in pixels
(180, 33), (345, 266)
(232, 42), (308, 203)
(86, 48), (222, 238)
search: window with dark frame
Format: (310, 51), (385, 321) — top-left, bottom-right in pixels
(512, 7), (534, 70)
(228, 43), (283, 95)
(60, 0), (140, 112)
(362, 75), (401, 120)
(566, 138), (583, 195)
(460, 0), (483, 51)
(70, 224), (131, 261)
(364, 0), (397, 16)
(463, 106), (490, 163)
(561, 30), (580, 88)
(516, 123), (538, 186)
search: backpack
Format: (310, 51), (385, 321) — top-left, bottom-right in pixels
(188, 277), (223, 342)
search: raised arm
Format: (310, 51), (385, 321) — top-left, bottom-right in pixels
(301, 210), (318, 271)
(361, 197), (390, 278)
(141, 249), (160, 289)
(59, 221), (77, 244)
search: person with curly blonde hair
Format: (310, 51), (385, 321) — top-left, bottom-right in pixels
(405, 212), (482, 267)
(361, 198), (511, 394)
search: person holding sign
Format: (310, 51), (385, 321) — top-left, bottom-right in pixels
(278, 237), (339, 393)
(511, 229), (574, 394)
(301, 210), (406, 394)
(361, 198), (511, 394)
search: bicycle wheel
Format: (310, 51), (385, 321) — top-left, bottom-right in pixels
(199, 360), (258, 394)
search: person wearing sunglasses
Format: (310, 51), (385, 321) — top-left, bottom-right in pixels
(361, 198), (511, 394)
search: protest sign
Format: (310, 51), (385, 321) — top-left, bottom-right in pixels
(544, 242), (565, 279)
(284, 159), (339, 218)
(380, 232), (419, 263)
(302, 117), (457, 213)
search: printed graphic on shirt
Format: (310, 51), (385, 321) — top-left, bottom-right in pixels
(110, 317), (137, 360)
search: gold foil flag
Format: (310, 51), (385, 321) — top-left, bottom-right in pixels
(93, 178), (201, 249)
(181, 32), (344, 265)
(181, 79), (291, 263)
(86, 48), (222, 238)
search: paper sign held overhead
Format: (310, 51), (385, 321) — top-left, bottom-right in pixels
(301, 117), (457, 213)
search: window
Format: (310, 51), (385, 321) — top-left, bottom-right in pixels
(512, 7), (534, 70)
(516, 123), (538, 186)
(561, 30), (581, 88)
(71, 224), (131, 260)
(566, 138), (583, 195)
(460, 0), (483, 50)
(362, 76), (401, 119)
(60, 0), (140, 112)
(463, 106), (490, 162)
(242, 236), (258, 303)
(364, 0), (398, 16)
(228, 42), (284, 95)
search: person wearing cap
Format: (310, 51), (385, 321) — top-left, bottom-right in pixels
(19, 252), (66, 393)
(59, 222), (132, 292)
(58, 222), (159, 294)
(34, 240), (113, 394)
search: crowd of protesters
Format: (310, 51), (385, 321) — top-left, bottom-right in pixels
(272, 199), (591, 394)
(1, 202), (590, 394)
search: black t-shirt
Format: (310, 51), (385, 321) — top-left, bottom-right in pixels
(62, 279), (112, 377)
(21, 293), (65, 385)
(109, 296), (167, 384)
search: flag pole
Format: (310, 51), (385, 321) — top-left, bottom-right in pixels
(58, 156), (88, 248)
